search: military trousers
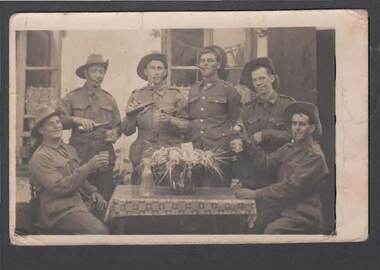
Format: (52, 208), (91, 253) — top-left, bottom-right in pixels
(244, 202), (320, 234)
(88, 169), (115, 201)
(51, 211), (109, 235)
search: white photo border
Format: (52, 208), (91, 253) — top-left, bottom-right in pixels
(9, 10), (368, 245)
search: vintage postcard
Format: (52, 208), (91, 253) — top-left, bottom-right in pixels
(9, 10), (368, 245)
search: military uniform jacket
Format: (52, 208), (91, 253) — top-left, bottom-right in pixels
(246, 139), (329, 226)
(188, 79), (241, 150)
(121, 84), (190, 165)
(29, 142), (96, 228)
(241, 91), (294, 153)
(60, 82), (121, 164)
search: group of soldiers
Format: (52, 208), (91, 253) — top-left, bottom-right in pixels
(28, 45), (329, 235)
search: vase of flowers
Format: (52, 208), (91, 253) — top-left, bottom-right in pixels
(151, 146), (226, 195)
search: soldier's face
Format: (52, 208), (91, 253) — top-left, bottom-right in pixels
(199, 52), (221, 78)
(144, 60), (167, 86)
(291, 113), (315, 143)
(85, 65), (106, 87)
(39, 115), (63, 141)
(251, 67), (275, 98)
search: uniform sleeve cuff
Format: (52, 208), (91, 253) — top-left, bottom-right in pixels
(261, 130), (271, 142)
(88, 185), (98, 195)
(244, 139), (259, 156)
(252, 189), (262, 200)
(78, 163), (93, 176)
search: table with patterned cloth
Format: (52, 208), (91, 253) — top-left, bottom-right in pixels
(104, 185), (256, 222)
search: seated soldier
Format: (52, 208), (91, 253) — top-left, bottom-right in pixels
(232, 102), (329, 234)
(29, 105), (109, 234)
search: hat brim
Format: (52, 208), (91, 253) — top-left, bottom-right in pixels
(31, 110), (61, 137)
(284, 102), (322, 138)
(76, 60), (109, 79)
(137, 53), (168, 81)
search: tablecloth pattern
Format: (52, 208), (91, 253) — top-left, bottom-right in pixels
(104, 185), (256, 222)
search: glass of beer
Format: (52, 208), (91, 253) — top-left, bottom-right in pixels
(98, 150), (110, 166)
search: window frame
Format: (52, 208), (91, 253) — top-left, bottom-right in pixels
(16, 31), (63, 167)
(162, 28), (256, 88)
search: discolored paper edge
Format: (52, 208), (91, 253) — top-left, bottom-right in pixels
(8, 10), (368, 245)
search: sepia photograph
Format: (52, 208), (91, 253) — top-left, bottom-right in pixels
(8, 11), (367, 245)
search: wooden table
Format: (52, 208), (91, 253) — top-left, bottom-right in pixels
(105, 185), (256, 234)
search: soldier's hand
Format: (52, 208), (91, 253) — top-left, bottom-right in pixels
(230, 138), (243, 153)
(74, 117), (96, 132)
(231, 178), (243, 189)
(88, 153), (109, 170)
(126, 99), (141, 111)
(234, 188), (257, 200)
(232, 125), (242, 134)
(91, 192), (107, 211)
(253, 131), (263, 144)
(105, 129), (119, 143)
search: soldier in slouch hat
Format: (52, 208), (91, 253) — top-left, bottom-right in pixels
(233, 102), (328, 234)
(29, 105), (109, 234)
(60, 54), (121, 201)
(233, 57), (295, 189)
(121, 52), (190, 184)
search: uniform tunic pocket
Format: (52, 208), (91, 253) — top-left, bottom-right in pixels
(72, 104), (90, 118)
(268, 116), (286, 130)
(160, 106), (177, 115)
(206, 96), (228, 114)
(245, 116), (261, 135)
(206, 96), (227, 104)
(188, 96), (200, 104)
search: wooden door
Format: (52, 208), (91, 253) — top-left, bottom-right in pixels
(267, 27), (317, 103)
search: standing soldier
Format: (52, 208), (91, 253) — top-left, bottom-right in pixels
(188, 45), (241, 187)
(60, 54), (121, 201)
(234, 57), (295, 189)
(121, 52), (190, 184)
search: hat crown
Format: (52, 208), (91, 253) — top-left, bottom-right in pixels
(86, 54), (106, 65)
(137, 52), (168, 81)
(240, 57), (279, 90)
(34, 104), (57, 124)
(284, 101), (322, 138)
(30, 104), (61, 137)
(250, 57), (276, 74)
(76, 54), (109, 79)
